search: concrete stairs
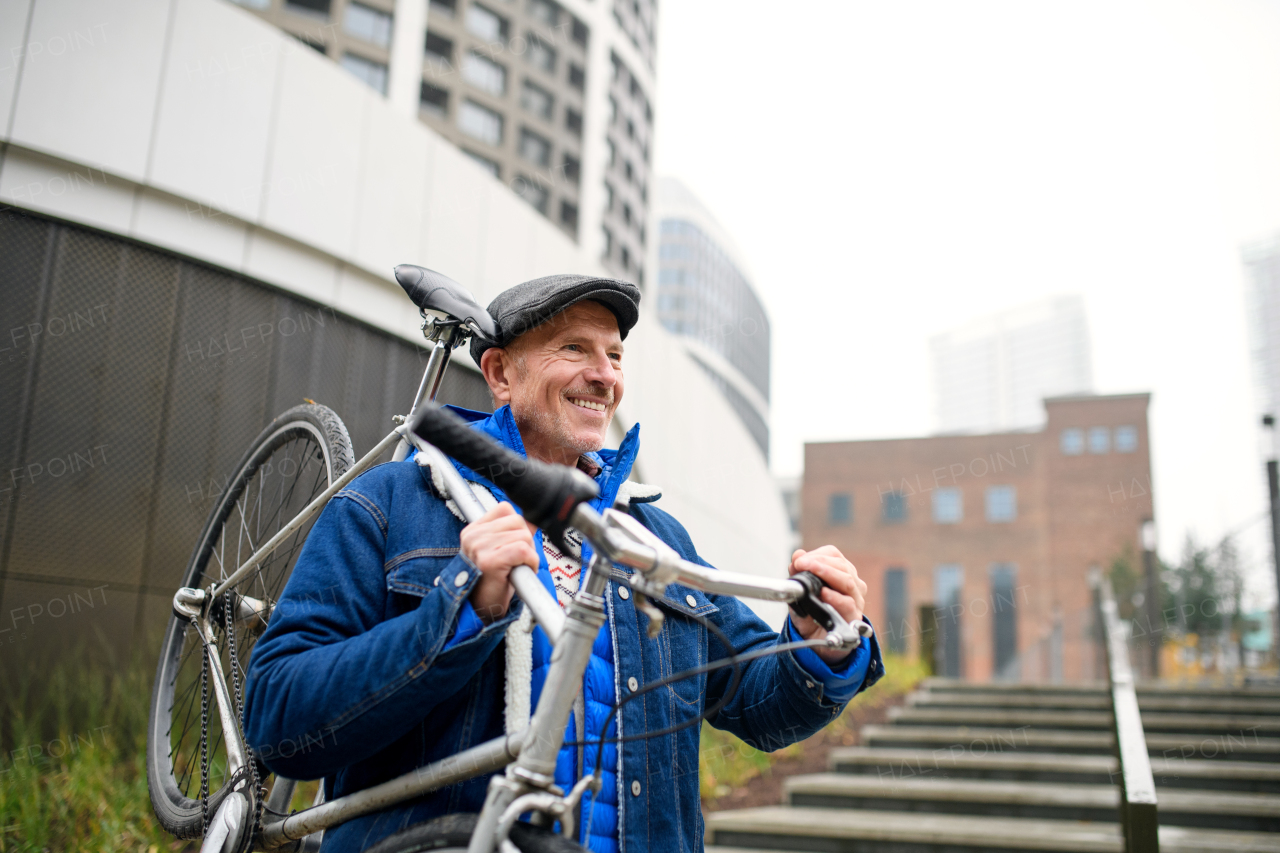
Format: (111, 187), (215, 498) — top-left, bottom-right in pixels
(704, 678), (1280, 853)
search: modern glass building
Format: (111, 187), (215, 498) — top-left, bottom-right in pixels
(656, 177), (771, 459)
(930, 295), (1094, 434)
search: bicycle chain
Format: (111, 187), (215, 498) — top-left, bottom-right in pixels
(224, 589), (268, 841)
(195, 616), (210, 834)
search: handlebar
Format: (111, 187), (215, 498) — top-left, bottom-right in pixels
(407, 403), (870, 651)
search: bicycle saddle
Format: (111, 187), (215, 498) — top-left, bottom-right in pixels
(394, 264), (498, 341)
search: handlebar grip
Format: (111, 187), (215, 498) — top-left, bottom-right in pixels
(789, 571), (836, 631)
(407, 404), (599, 544)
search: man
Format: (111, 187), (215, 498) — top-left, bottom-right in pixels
(244, 275), (884, 853)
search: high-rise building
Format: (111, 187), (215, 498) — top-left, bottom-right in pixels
(655, 177), (771, 458)
(930, 295), (1093, 434)
(1244, 234), (1280, 420)
(227, 0), (654, 284)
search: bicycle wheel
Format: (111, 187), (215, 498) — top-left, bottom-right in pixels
(147, 403), (355, 838)
(364, 813), (590, 853)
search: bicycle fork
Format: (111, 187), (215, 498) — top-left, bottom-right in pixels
(467, 553), (611, 853)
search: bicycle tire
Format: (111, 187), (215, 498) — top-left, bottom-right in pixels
(364, 813), (590, 853)
(147, 403), (355, 838)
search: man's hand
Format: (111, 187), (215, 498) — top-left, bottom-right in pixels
(787, 546), (868, 664)
(458, 502), (539, 624)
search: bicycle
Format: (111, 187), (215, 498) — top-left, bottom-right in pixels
(145, 264), (872, 853)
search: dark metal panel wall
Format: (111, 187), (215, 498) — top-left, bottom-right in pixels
(0, 211), (492, 655)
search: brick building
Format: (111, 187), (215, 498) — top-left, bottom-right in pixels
(801, 393), (1153, 682)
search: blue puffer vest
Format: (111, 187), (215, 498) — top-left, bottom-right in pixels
(437, 405), (638, 853)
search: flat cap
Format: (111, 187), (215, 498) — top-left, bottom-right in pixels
(470, 274), (641, 364)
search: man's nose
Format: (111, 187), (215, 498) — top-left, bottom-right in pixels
(582, 350), (618, 387)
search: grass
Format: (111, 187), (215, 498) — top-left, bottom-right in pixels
(699, 653), (929, 803)
(0, 633), (186, 852)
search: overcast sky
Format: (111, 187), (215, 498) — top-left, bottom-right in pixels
(654, 0), (1280, 605)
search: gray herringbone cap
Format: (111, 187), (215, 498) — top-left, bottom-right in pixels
(469, 274), (641, 364)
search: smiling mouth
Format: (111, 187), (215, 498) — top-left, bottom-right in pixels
(568, 397), (608, 412)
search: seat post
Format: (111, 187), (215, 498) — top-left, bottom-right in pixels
(392, 324), (459, 462)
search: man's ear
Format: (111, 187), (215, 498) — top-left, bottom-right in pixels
(480, 347), (514, 405)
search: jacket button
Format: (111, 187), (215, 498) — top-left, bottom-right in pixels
(685, 594), (697, 607)
(433, 576), (441, 587)
(631, 780), (641, 797)
(454, 572), (468, 587)
(805, 680), (815, 689)
(627, 676), (639, 692)
(618, 586), (630, 600)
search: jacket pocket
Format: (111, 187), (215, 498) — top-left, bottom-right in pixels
(662, 586), (719, 707)
(384, 548), (461, 612)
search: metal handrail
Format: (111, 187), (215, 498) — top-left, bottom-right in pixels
(1092, 572), (1159, 853)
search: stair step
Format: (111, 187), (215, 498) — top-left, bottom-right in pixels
(921, 678), (1280, 701)
(861, 724), (1280, 761)
(888, 706), (1280, 736)
(827, 747), (1280, 793)
(913, 691), (1280, 716)
(705, 807), (1278, 853)
(783, 773), (1280, 832)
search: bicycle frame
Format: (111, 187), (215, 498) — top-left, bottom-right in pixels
(175, 323), (870, 852)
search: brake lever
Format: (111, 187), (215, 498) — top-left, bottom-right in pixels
(789, 571), (873, 651)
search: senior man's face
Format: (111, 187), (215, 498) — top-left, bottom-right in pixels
(481, 300), (625, 464)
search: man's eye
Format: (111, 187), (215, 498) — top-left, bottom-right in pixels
(564, 344), (581, 352)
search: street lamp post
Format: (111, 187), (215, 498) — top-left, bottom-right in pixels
(1264, 415), (1280, 662)
(1141, 519), (1160, 679)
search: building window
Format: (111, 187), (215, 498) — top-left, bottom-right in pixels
(991, 564), (1018, 677)
(603, 182), (614, 211)
(563, 154), (580, 184)
(465, 3), (508, 41)
(462, 51), (507, 95)
(514, 176), (548, 213)
(520, 80), (554, 119)
(231, 0), (270, 9)
(344, 2), (393, 48)
(560, 200), (578, 230)
(463, 149), (500, 178)
(827, 492), (852, 526)
(622, 202), (632, 225)
(572, 18), (588, 47)
(425, 31), (453, 64)
(568, 63), (585, 90)
(608, 96), (618, 123)
(419, 81), (449, 119)
(340, 53), (389, 94)
(606, 139), (616, 167)
(986, 486), (1016, 522)
(932, 487), (962, 524)
(518, 128), (551, 166)
(565, 107), (583, 136)
(458, 99), (503, 144)
(429, 0), (456, 17)
(286, 0), (331, 16)
(527, 0), (558, 26)
(881, 491), (907, 523)
(1060, 428), (1083, 455)
(934, 565), (964, 677)
(602, 225), (613, 258)
(528, 37), (557, 72)
(620, 245), (630, 269)
(624, 160), (633, 182)
(1088, 426), (1110, 454)
(626, 118), (635, 139)
(1115, 425), (1138, 453)
(884, 567), (907, 655)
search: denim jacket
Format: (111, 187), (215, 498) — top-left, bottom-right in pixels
(243, 406), (885, 853)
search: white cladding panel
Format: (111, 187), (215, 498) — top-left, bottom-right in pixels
(0, 0), (790, 622)
(0, 2), (33, 131)
(10, 0), (171, 183)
